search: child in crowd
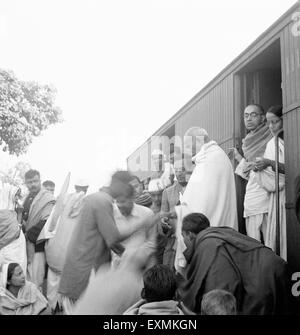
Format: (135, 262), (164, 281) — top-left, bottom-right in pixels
(201, 289), (237, 315)
(124, 264), (184, 315)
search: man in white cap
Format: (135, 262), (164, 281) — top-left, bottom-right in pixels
(74, 179), (89, 194)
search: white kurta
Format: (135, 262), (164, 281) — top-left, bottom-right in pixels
(235, 160), (270, 217)
(235, 152), (270, 242)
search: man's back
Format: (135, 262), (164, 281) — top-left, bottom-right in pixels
(182, 227), (291, 315)
(58, 191), (122, 300)
(45, 192), (85, 274)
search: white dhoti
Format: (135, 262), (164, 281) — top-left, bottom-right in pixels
(27, 251), (46, 289)
(245, 213), (268, 242)
(47, 268), (61, 311)
(236, 159), (270, 243)
(61, 268), (96, 315)
(61, 295), (76, 315)
(264, 189), (286, 260)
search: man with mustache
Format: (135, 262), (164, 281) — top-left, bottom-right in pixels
(22, 169), (55, 291)
(232, 104), (272, 243)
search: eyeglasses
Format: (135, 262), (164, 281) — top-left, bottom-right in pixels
(244, 112), (261, 119)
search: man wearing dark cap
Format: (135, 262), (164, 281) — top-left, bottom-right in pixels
(135, 192), (153, 208)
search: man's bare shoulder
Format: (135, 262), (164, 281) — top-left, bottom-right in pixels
(134, 203), (153, 216)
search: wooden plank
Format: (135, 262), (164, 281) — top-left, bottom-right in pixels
(283, 107), (300, 270)
(290, 22), (297, 105)
(295, 34), (300, 102)
(280, 31), (288, 109)
(287, 109), (300, 270)
(297, 109), (300, 172)
(284, 25), (292, 107)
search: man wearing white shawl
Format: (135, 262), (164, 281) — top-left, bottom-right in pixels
(232, 105), (272, 243)
(22, 169), (55, 290)
(181, 127), (238, 229)
(174, 127), (238, 275)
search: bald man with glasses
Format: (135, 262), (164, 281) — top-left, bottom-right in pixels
(231, 104), (273, 243)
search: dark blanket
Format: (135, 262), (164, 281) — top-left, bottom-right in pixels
(180, 227), (291, 315)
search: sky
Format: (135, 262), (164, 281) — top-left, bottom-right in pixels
(0, 0), (297, 195)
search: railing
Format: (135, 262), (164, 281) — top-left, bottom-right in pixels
(275, 129), (284, 256)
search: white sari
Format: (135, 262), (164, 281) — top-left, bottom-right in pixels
(254, 137), (286, 260)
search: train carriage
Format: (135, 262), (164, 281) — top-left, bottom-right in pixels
(127, 3), (300, 272)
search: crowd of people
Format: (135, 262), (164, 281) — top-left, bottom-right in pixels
(0, 104), (299, 315)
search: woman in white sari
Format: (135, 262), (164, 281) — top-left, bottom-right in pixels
(0, 262), (50, 315)
(254, 105), (286, 260)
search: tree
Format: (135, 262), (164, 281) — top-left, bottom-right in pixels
(0, 69), (62, 155)
(0, 160), (31, 187)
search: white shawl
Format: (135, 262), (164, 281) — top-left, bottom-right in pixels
(182, 141), (238, 229)
(254, 137), (286, 260)
(174, 141), (238, 274)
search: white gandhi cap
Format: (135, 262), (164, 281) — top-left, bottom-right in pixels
(75, 178), (89, 187)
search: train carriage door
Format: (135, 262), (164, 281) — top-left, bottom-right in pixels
(238, 39), (282, 137)
(234, 38), (283, 235)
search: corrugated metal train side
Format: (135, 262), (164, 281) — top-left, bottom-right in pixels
(127, 3), (300, 270)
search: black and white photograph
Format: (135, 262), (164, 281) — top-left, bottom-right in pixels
(0, 0), (300, 323)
